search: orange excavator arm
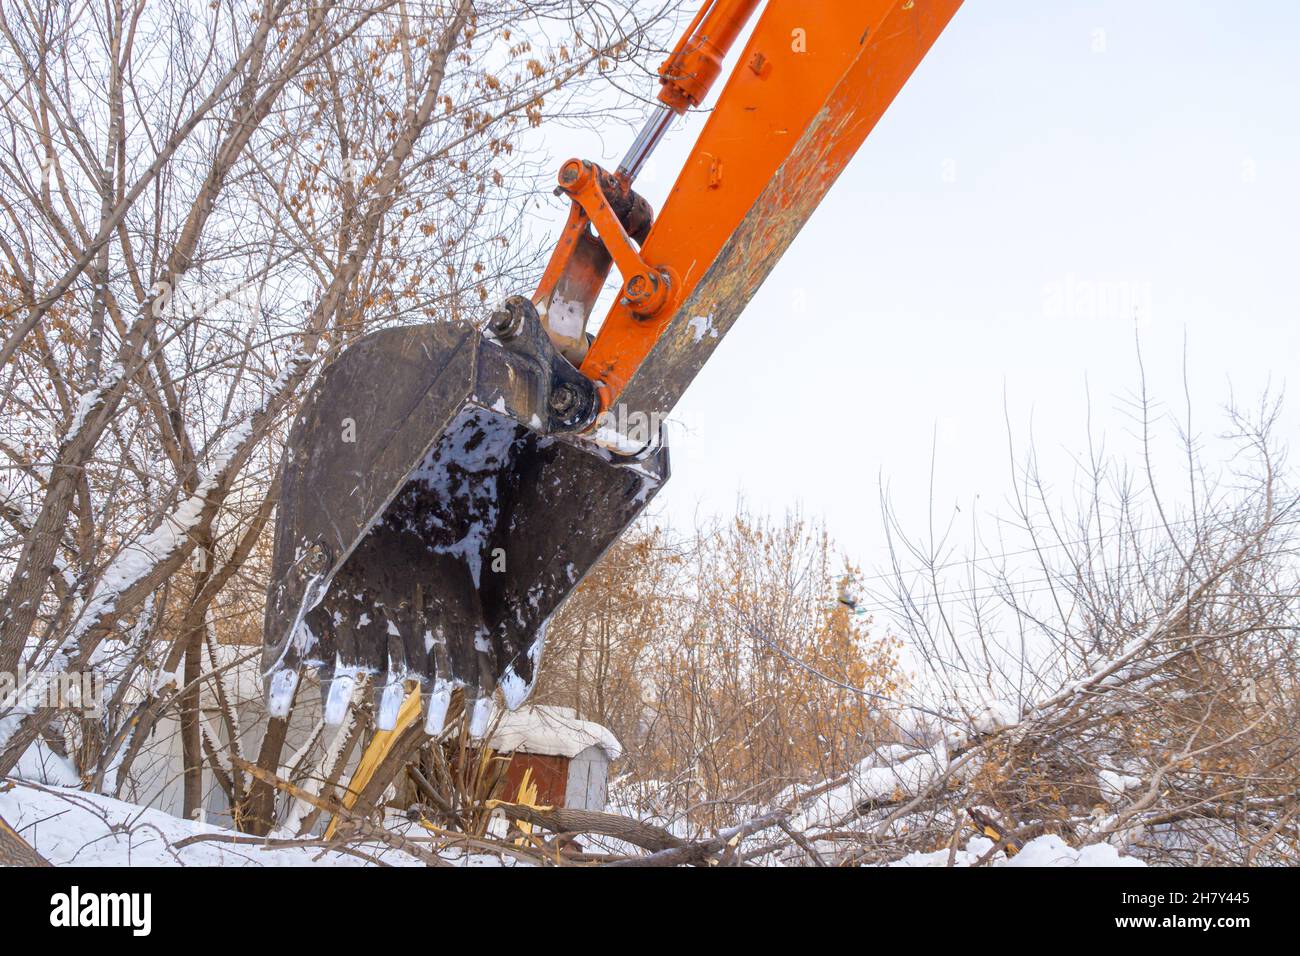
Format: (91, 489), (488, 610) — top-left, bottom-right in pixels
(262, 0), (964, 734)
(534, 0), (964, 427)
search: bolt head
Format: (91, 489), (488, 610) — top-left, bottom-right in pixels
(549, 383), (578, 415)
(488, 303), (526, 339)
(559, 161), (583, 185)
(623, 270), (671, 318)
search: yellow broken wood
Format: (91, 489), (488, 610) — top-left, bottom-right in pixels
(325, 686), (422, 840)
(512, 767), (540, 846)
(967, 807), (1020, 857)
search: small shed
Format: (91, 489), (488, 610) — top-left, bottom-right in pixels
(491, 706), (621, 811)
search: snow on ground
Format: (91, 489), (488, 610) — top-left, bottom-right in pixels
(11, 738), (81, 788)
(3, 771), (1144, 867)
(1, 782), (421, 866)
(890, 834), (1145, 867)
(0, 782), (519, 867)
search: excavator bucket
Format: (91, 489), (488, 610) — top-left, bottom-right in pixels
(262, 298), (668, 733)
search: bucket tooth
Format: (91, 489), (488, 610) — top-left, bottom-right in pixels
(323, 671), (357, 726)
(467, 695), (493, 739)
(423, 682), (452, 736)
(266, 667), (299, 719)
(375, 677), (408, 732)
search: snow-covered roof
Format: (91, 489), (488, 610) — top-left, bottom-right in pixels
(488, 705), (622, 761)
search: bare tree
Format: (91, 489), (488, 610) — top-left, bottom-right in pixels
(815, 382), (1300, 866)
(0, 0), (674, 833)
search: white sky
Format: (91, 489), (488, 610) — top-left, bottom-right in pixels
(538, 0), (1300, 577)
